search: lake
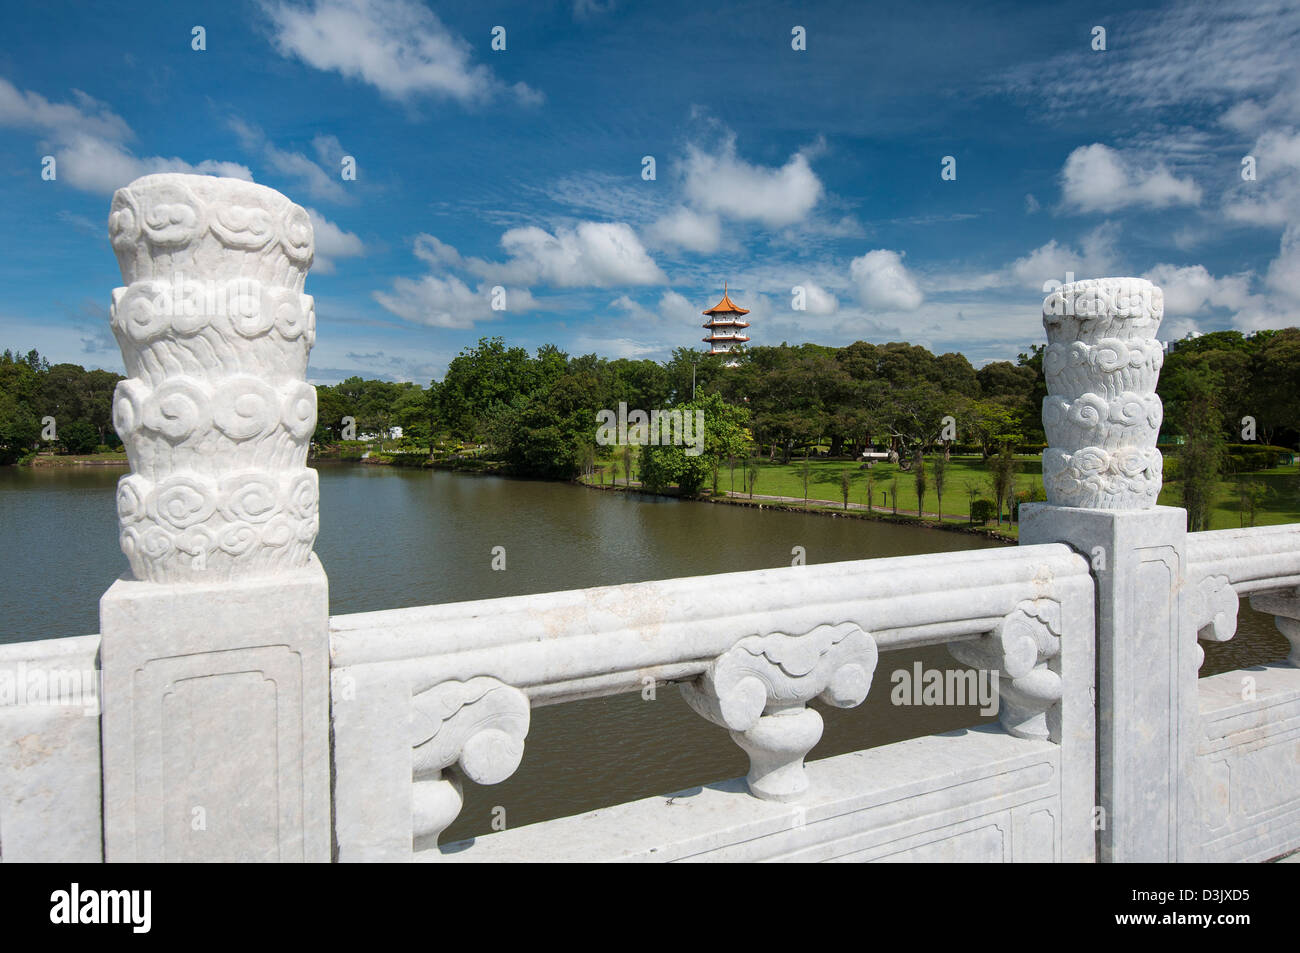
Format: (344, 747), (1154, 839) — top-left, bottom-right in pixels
(0, 463), (1287, 843)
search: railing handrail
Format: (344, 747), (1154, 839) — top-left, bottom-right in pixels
(1187, 523), (1300, 594)
(329, 542), (1090, 699)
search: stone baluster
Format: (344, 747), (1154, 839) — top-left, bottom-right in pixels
(1190, 572), (1240, 669)
(1248, 587), (1300, 667)
(1021, 276), (1202, 862)
(948, 599), (1062, 740)
(410, 677), (530, 851)
(681, 622), (877, 801)
(99, 173), (330, 861)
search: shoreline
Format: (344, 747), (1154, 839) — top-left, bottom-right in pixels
(579, 479), (1020, 544)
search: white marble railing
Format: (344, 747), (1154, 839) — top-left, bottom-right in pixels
(4, 178), (1300, 864)
(330, 544), (1098, 861)
(1184, 524), (1300, 861)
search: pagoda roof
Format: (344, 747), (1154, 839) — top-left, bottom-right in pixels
(702, 287), (749, 316)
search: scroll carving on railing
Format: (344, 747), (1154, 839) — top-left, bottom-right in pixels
(948, 598), (1062, 740)
(108, 173), (319, 583)
(680, 622), (878, 802)
(1189, 573), (1240, 668)
(411, 676), (530, 850)
(1247, 587), (1300, 668)
(1041, 277), (1164, 509)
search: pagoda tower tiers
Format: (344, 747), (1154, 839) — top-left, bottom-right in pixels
(702, 284), (750, 357)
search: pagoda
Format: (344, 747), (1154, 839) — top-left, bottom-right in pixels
(701, 283), (750, 358)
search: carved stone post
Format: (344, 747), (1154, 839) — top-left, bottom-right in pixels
(1020, 277), (1199, 862)
(98, 174), (330, 861)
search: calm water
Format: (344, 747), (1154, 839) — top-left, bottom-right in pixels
(0, 464), (1287, 844)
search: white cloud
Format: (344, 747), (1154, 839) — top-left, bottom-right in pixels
(610, 289), (696, 327)
(372, 273), (537, 329)
(1007, 222), (1120, 289)
(1141, 263), (1253, 316)
(683, 138), (823, 228)
(0, 79), (130, 142)
(229, 118), (348, 203)
(0, 77), (251, 195)
(647, 206), (721, 253)
(470, 222), (666, 288)
(849, 250), (923, 311)
(1266, 224), (1300, 296)
(262, 0), (541, 105)
(795, 282), (838, 315)
(305, 209), (364, 274)
(1061, 144), (1202, 213)
(1223, 129), (1300, 226)
(1003, 1), (1300, 122)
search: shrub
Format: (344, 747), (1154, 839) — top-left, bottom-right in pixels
(1011, 482), (1048, 520)
(57, 420), (99, 455)
(1224, 444), (1294, 472)
(971, 499), (996, 523)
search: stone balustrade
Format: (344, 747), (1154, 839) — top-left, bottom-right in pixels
(2, 178), (1300, 864)
(329, 543), (1097, 859)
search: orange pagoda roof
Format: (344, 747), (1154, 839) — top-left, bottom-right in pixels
(702, 284), (749, 316)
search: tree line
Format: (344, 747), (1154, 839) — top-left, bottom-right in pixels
(5, 329), (1297, 487)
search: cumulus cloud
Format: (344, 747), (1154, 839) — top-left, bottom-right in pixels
(305, 209), (364, 273)
(646, 206), (721, 253)
(0, 77), (251, 195)
(230, 119), (349, 204)
(262, 0), (541, 105)
(1265, 224), (1300, 296)
(373, 273), (537, 328)
(1007, 222), (1120, 289)
(849, 250), (923, 311)
(1061, 143), (1202, 213)
(794, 282), (838, 315)
(610, 289), (695, 326)
(1223, 129), (1300, 226)
(471, 222), (666, 287)
(1141, 263), (1253, 316)
(683, 137), (823, 228)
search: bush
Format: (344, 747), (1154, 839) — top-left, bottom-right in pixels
(1011, 482), (1048, 520)
(970, 499), (996, 523)
(1223, 444), (1295, 472)
(57, 420), (99, 455)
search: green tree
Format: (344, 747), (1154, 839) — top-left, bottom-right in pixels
(914, 452), (927, 516)
(1175, 357), (1227, 532)
(57, 420), (98, 455)
(988, 445), (1020, 525)
(932, 454), (947, 521)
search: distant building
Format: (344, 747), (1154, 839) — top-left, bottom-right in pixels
(702, 285), (750, 361)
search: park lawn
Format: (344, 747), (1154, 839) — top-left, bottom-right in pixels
(28, 449), (128, 466)
(593, 449), (1300, 532)
(1158, 464), (1300, 530)
(732, 455), (1044, 521)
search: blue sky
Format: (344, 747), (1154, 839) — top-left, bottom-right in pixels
(2, 0), (1299, 383)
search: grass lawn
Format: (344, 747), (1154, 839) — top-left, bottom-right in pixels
(725, 455), (1041, 522)
(593, 448), (1300, 533)
(28, 450), (128, 466)
(1158, 464), (1300, 530)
